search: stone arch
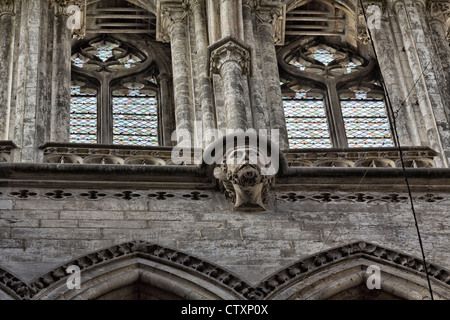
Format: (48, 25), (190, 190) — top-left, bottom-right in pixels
(2, 241), (253, 300)
(255, 242), (450, 300)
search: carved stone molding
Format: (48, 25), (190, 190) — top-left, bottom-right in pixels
(208, 36), (252, 76)
(284, 147), (438, 168)
(2, 241), (450, 299)
(156, 0), (189, 42)
(0, 0), (14, 16)
(254, 2), (286, 45)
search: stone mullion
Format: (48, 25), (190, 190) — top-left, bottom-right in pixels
(191, 0), (216, 147)
(326, 81), (348, 148)
(256, 12), (288, 149)
(50, 2), (72, 143)
(0, 0), (15, 141)
(98, 77), (112, 144)
(395, 0), (448, 167)
(242, 2), (269, 132)
(158, 73), (175, 146)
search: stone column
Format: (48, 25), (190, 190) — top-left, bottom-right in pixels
(0, 0), (15, 140)
(220, 0), (244, 40)
(191, 0), (216, 147)
(359, 0), (421, 146)
(158, 3), (194, 145)
(209, 36), (251, 131)
(242, 0), (269, 131)
(427, 1), (450, 119)
(50, 0), (73, 142)
(394, 0), (449, 167)
(255, 5), (288, 149)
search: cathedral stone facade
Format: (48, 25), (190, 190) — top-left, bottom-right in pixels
(1, 0), (450, 300)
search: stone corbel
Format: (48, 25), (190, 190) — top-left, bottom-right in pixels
(254, 1), (286, 46)
(0, 0), (14, 17)
(206, 132), (278, 212)
(156, 0), (189, 42)
(208, 36), (252, 77)
(428, 1), (450, 42)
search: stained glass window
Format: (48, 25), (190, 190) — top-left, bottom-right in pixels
(112, 90), (158, 146)
(312, 48), (335, 65)
(341, 95), (393, 148)
(94, 41), (118, 62)
(70, 85), (97, 144)
(283, 92), (332, 149)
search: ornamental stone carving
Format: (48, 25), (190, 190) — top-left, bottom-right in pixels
(207, 132), (278, 212)
(428, 1), (450, 41)
(0, 0), (14, 16)
(254, 1), (286, 45)
(208, 36), (252, 76)
(156, 0), (189, 42)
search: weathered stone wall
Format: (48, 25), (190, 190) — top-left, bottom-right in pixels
(1, 187), (449, 287)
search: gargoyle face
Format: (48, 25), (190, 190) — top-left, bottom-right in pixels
(228, 163), (263, 188)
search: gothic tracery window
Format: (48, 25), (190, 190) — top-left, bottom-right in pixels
(70, 36), (161, 146)
(279, 39), (394, 149)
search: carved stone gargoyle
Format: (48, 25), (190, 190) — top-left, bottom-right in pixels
(206, 132), (278, 212)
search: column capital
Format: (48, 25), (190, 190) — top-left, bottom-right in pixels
(427, 0), (450, 41)
(208, 36), (252, 77)
(356, 0), (387, 44)
(360, 0), (387, 13)
(0, 0), (15, 16)
(189, 0), (205, 10)
(156, 0), (189, 43)
(254, 2), (286, 45)
(51, 0), (84, 15)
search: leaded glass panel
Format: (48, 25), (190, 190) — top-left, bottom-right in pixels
(112, 90), (158, 146)
(284, 93), (331, 149)
(341, 97), (393, 148)
(70, 85), (97, 144)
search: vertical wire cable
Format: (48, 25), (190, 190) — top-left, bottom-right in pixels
(358, 0), (434, 300)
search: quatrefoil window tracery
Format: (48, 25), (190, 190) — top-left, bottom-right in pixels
(71, 38), (146, 72)
(287, 44), (364, 79)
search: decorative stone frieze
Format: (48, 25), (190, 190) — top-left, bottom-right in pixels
(284, 147), (438, 168)
(2, 241), (450, 300)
